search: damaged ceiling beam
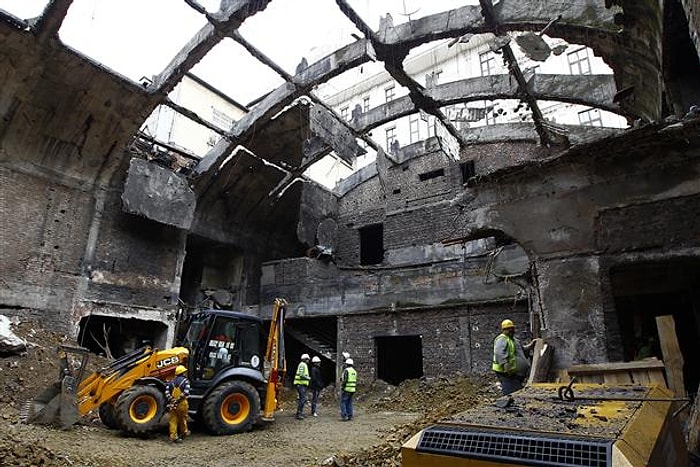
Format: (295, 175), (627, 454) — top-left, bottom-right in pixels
(32, 0), (73, 44)
(351, 74), (628, 134)
(192, 36), (376, 192)
(150, 0), (272, 94)
(230, 31), (377, 154)
(163, 98), (229, 137)
(335, 0), (467, 150)
(478, 0), (564, 147)
(379, 2), (621, 47)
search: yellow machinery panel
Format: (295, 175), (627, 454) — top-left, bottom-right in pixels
(401, 383), (688, 467)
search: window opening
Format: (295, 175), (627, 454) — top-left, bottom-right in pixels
(363, 96), (370, 112)
(409, 114), (420, 143)
(359, 224), (384, 265)
(385, 84), (396, 103)
(460, 161), (475, 183)
(480, 51), (496, 76)
(419, 168), (445, 181)
(578, 108), (603, 126)
(385, 126), (397, 150)
(568, 47), (592, 75)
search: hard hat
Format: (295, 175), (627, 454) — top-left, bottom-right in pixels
(301, 353), (310, 360)
(345, 358), (354, 365)
(341, 351), (350, 360)
(312, 356), (321, 363)
(174, 365), (187, 375)
(501, 319), (515, 330)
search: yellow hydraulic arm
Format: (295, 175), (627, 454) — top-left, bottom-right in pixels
(261, 298), (287, 420)
(76, 346), (189, 416)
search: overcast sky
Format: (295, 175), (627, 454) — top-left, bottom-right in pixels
(1, 0), (471, 104)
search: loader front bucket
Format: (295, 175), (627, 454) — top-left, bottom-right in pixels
(22, 345), (88, 429)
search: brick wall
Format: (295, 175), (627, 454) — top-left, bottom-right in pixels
(338, 303), (529, 384)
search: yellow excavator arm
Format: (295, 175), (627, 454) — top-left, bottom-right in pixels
(261, 298), (287, 420)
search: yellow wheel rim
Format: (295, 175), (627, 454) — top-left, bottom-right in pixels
(129, 395), (158, 424)
(220, 393), (250, 425)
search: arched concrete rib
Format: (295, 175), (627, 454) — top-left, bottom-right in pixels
(379, 2), (621, 48)
(351, 74), (625, 134)
(150, 0), (272, 95)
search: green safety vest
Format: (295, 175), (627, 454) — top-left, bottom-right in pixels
(343, 367), (357, 392)
(293, 361), (310, 386)
(492, 333), (516, 374)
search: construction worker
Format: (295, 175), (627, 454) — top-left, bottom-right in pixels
(165, 365), (191, 443)
(309, 356), (323, 416)
(293, 353), (311, 420)
(340, 358), (357, 421)
(492, 319), (532, 396)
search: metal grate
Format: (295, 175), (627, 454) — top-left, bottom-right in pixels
(416, 426), (612, 467)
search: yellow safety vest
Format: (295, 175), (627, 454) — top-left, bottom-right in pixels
(492, 333), (515, 374)
(293, 361), (310, 386)
(343, 367), (357, 393)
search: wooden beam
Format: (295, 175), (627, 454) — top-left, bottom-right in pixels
(656, 315), (686, 397)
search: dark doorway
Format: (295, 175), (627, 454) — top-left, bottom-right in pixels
(609, 258), (700, 395)
(375, 335), (423, 385)
(359, 224), (384, 265)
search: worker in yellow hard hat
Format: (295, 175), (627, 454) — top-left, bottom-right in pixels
(492, 319), (533, 395)
(166, 365), (191, 443)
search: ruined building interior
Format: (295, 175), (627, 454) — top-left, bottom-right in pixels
(1, 0), (699, 395)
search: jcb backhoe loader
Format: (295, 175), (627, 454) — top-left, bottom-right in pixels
(26, 298), (287, 437)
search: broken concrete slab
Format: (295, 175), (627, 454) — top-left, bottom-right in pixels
(121, 158), (195, 230)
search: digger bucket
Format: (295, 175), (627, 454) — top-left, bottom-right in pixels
(23, 345), (88, 429)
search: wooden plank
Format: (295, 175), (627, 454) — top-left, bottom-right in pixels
(567, 359), (664, 375)
(603, 372), (632, 384)
(656, 315), (686, 397)
(631, 370), (650, 384)
(527, 339), (553, 385)
(647, 369), (667, 386)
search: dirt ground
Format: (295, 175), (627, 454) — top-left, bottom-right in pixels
(0, 317), (498, 467)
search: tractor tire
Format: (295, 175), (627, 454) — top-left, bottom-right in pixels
(114, 386), (165, 437)
(201, 380), (260, 435)
(98, 402), (119, 429)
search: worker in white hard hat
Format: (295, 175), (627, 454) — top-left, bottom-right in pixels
(165, 365), (191, 443)
(492, 319), (533, 395)
(340, 358), (357, 421)
(293, 353), (311, 420)
(309, 356), (323, 416)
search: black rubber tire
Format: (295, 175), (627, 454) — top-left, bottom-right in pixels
(201, 381), (260, 435)
(98, 402), (119, 429)
(114, 386), (165, 437)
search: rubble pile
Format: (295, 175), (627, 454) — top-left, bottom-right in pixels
(0, 432), (71, 467)
(329, 375), (499, 467)
(0, 318), (76, 424)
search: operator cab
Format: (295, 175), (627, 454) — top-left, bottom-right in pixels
(179, 310), (263, 382)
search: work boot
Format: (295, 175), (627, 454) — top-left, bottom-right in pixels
(312, 412), (318, 417)
(296, 415), (305, 420)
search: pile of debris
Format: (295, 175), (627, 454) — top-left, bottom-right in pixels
(0, 317), (78, 425)
(324, 375), (499, 467)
